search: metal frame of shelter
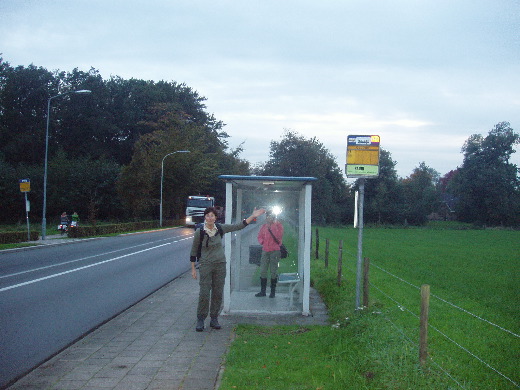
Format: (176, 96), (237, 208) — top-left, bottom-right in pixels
(219, 175), (317, 316)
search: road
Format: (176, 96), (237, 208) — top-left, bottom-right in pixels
(0, 228), (194, 388)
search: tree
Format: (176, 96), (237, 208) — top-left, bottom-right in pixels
(0, 59), (57, 165)
(261, 130), (352, 224)
(450, 122), (520, 226)
(43, 150), (122, 223)
(438, 169), (458, 220)
(400, 162), (440, 225)
(0, 58), (239, 223)
(117, 103), (248, 220)
(357, 148), (403, 224)
(0, 156), (20, 224)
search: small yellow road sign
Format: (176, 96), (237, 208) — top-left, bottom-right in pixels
(19, 178), (31, 192)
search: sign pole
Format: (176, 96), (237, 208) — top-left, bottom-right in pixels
(19, 179), (31, 241)
(25, 192), (30, 241)
(345, 135), (380, 310)
(354, 191), (359, 227)
(355, 178), (365, 309)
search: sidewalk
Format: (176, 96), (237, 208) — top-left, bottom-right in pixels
(6, 272), (329, 390)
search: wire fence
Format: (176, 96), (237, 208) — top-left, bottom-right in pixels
(375, 296), (467, 389)
(370, 261), (520, 338)
(318, 240), (519, 389)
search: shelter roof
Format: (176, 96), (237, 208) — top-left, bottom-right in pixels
(219, 175), (317, 192)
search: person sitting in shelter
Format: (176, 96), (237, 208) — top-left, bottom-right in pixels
(255, 209), (284, 298)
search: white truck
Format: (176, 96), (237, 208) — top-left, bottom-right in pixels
(185, 195), (215, 227)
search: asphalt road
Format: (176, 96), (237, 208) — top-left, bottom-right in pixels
(0, 227), (194, 388)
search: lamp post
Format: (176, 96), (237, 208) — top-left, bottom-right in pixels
(42, 89), (92, 240)
(160, 150), (190, 227)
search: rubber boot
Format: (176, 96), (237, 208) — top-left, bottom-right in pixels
(196, 317), (205, 332)
(269, 278), (277, 298)
(210, 317), (221, 330)
(255, 278), (267, 297)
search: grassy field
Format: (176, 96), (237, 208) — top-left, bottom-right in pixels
(219, 224), (520, 389)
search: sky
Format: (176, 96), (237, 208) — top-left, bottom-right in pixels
(1, 0), (519, 179)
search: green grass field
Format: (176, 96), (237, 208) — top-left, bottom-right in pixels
(219, 224), (520, 389)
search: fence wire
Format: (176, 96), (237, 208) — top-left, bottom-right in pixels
(370, 261), (520, 338)
(373, 294), (467, 390)
(367, 260), (520, 388)
(331, 249), (518, 388)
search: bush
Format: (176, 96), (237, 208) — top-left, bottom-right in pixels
(67, 221), (156, 238)
(0, 231), (39, 244)
(67, 219), (184, 238)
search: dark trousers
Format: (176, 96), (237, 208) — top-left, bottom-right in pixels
(197, 262), (226, 319)
(259, 250), (280, 279)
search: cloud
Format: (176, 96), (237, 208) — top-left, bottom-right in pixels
(1, 0), (519, 178)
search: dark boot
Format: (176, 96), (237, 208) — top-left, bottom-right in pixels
(210, 317), (221, 330)
(269, 278), (277, 298)
(255, 278), (267, 297)
(196, 317), (205, 332)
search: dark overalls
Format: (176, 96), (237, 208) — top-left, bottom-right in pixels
(190, 222), (247, 320)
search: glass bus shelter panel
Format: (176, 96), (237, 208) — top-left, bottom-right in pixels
(229, 188), (303, 313)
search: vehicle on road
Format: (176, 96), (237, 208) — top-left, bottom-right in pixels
(185, 195), (216, 227)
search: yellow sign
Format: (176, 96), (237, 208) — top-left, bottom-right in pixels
(347, 145), (380, 165)
(19, 179), (30, 192)
(346, 135), (380, 178)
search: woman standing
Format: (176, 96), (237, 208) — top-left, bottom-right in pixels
(190, 207), (265, 332)
(255, 210), (284, 298)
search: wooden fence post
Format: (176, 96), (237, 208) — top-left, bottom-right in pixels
(420, 284), (430, 367)
(325, 239), (329, 268)
(363, 257), (370, 307)
(315, 228), (319, 259)
(337, 240), (343, 286)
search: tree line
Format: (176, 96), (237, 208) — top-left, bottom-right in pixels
(367, 121), (519, 227)
(1, 57), (519, 228)
(0, 57), (249, 224)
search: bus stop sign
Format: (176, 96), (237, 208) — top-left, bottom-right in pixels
(19, 178), (30, 192)
(345, 135), (380, 178)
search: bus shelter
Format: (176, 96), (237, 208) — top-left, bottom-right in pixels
(219, 175), (316, 316)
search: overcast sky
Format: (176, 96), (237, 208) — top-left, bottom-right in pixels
(1, 0), (519, 179)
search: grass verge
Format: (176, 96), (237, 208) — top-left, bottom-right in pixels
(219, 224), (519, 389)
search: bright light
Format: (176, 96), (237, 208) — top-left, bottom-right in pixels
(272, 205), (282, 216)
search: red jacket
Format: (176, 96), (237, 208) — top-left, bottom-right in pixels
(257, 221), (284, 252)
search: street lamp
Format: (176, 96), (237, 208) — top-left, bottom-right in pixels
(160, 150), (190, 227)
(42, 89), (92, 240)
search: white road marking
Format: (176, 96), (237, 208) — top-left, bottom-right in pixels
(0, 238), (191, 293)
(0, 236), (193, 280)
